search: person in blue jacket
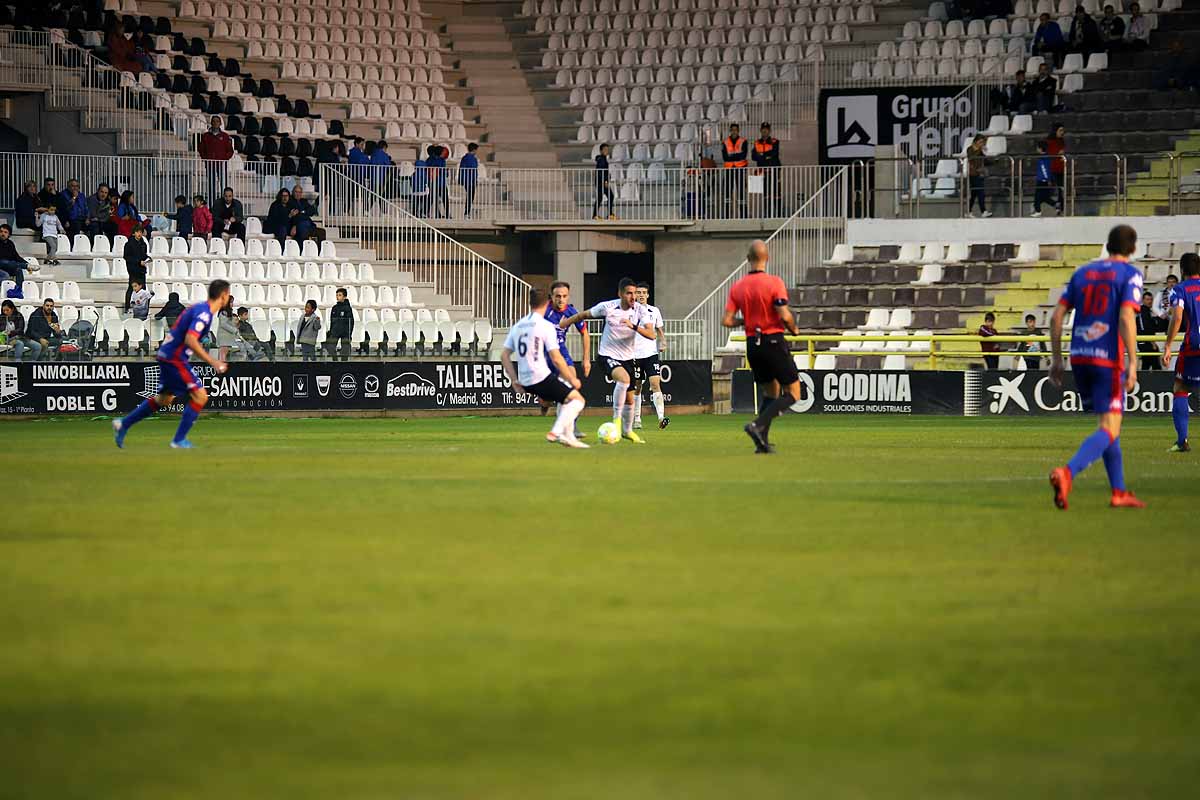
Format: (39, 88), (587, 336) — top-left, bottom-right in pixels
(1032, 11), (1066, 67)
(57, 178), (89, 238)
(1030, 140), (1059, 217)
(369, 140), (394, 196)
(426, 145), (449, 218)
(411, 152), (429, 217)
(347, 135), (370, 182)
(459, 142), (479, 217)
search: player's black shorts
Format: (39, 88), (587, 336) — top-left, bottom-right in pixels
(526, 374), (573, 404)
(603, 356), (640, 382)
(635, 354), (662, 383)
(746, 334), (799, 385)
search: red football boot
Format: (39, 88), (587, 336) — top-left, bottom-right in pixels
(1110, 490), (1146, 509)
(1049, 467), (1072, 510)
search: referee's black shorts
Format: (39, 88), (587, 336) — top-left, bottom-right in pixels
(746, 333), (799, 385)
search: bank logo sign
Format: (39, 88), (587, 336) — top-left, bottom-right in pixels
(987, 374), (1029, 413)
(0, 365), (27, 405)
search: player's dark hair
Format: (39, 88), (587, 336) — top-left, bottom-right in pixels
(207, 279), (231, 300)
(618, 277), (636, 292)
(528, 287), (549, 307)
(1106, 224), (1137, 257)
(636, 281), (650, 289)
(1181, 253), (1200, 277)
(549, 280), (570, 291)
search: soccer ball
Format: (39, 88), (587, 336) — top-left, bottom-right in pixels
(597, 421), (621, 444)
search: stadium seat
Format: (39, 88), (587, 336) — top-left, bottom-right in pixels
(882, 354), (907, 370)
(912, 264), (944, 285)
(1010, 242), (1040, 263)
(825, 244), (853, 265)
(858, 308), (890, 330)
(885, 309), (913, 330)
(812, 354), (837, 370)
(891, 243), (922, 264)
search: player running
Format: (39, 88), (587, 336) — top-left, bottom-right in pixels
(1048, 224), (1145, 509)
(558, 277), (656, 443)
(502, 288), (589, 448)
(632, 281), (669, 430)
(1160, 252), (1200, 452)
(113, 279), (230, 449)
(542, 280), (591, 438)
(723, 240), (801, 453)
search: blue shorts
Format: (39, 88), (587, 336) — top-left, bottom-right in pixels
(546, 346), (574, 374)
(159, 358), (202, 397)
(1072, 362), (1124, 415)
(1175, 352), (1200, 386)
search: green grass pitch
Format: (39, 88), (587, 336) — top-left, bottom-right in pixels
(3, 413), (1199, 798)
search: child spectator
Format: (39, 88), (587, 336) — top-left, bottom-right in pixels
(965, 135), (991, 219)
(1016, 314), (1043, 370)
(128, 279), (153, 320)
(192, 195), (213, 239)
(169, 194), (194, 238)
(979, 312), (1000, 370)
(1030, 141), (1057, 217)
(294, 299), (322, 361)
(38, 203), (65, 265)
(155, 290), (186, 328)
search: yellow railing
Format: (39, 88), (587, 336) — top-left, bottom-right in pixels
(730, 334), (1169, 370)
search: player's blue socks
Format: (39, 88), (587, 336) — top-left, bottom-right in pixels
(122, 397), (159, 428)
(173, 401), (202, 444)
(1173, 392), (1190, 445)
(1067, 429), (1114, 478)
(1101, 437), (1126, 492)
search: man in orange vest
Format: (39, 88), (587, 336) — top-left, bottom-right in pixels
(752, 122), (782, 218)
(721, 123), (749, 219)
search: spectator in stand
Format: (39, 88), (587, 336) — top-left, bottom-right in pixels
(721, 123), (749, 219)
(38, 202), (65, 266)
(1125, 3), (1150, 50)
(751, 122), (782, 218)
(128, 28), (157, 73)
(1031, 61), (1057, 114)
(1, 299), (40, 362)
(266, 188), (292, 246)
(1067, 5), (1102, 60)
(1030, 140), (1058, 217)
(216, 305), (239, 361)
(1098, 5), (1125, 51)
(235, 307), (269, 361)
(15, 181), (38, 232)
(128, 279), (153, 321)
(105, 19), (143, 75)
(169, 194), (194, 238)
(1016, 314), (1043, 370)
(122, 224), (149, 312)
(314, 140), (345, 193)
(426, 145), (449, 218)
(198, 115), (235, 205)
(0, 224), (28, 291)
(966, 135), (992, 218)
(592, 143), (614, 220)
(57, 178), (88, 238)
(411, 149), (430, 217)
(1156, 274), (1179, 323)
(459, 142), (479, 217)
(326, 287), (353, 361)
(995, 69), (1034, 115)
(348, 136), (370, 179)
(294, 299), (322, 361)
(87, 183), (116, 241)
(35, 177), (57, 217)
(979, 312), (1000, 370)
(26, 297), (61, 356)
(370, 140), (394, 196)
(217, 187), (246, 241)
(155, 290), (186, 328)
(1033, 12), (1066, 68)
(192, 194), (213, 240)
(288, 185), (316, 242)
(1045, 123), (1067, 211)
(1137, 289), (1161, 370)
(115, 190), (147, 237)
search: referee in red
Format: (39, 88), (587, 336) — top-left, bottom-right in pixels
(722, 240), (801, 453)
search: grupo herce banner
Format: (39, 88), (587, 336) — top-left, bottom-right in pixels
(0, 361), (712, 415)
(819, 85), (970, 164)
(731, 369), (965, 415)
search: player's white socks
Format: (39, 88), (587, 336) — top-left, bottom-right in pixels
(612, 381), (628, 420)
(553, 398), (585, 438)
(634, 394), (643, 426)
(621, 402), (635, 434)
(651, 391), (665, 421)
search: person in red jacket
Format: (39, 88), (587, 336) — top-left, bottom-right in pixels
(198, 116), (235, 207)
(192, 194), (214, 239)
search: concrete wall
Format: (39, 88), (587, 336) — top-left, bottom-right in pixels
(652, 232), (757, 318)
(8, 94), (117, 156)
